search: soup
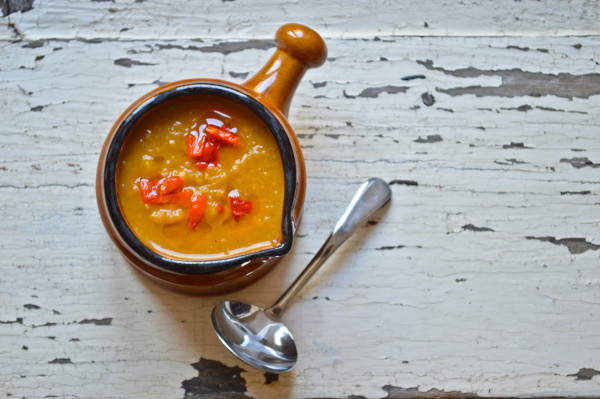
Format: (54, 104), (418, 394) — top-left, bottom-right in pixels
(116, 94), (286, 260)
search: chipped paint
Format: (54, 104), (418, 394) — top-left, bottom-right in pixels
(155, 43), (205, 51)
(1, 0), (34, 16)
(421, 92), (435, 106)
(48, 358), (73, 364)
(382, 385), (478, 398)
(376, 245), (405, 250)
(536, 106), (587, 114)
(501, 104), (532, 112)
(0, 317), (23, 324)
(526, 236), (600, 254)
(77, 318), (112, 325)
(560, 157), (600, 169)
(389, 180), (418, 186)
(182, 358), (250, 398)
(195, 40), (274, 55)
(418, 59), (600, 99)
(462, 224), (494, 232)
(568, 368), (600, 381)
(560, 191), (591, 195)
(114, 58), (156, 68)
(506, 45), (530, 52)
(344, 85), (409, 98)
(229, 71), (249, 79)
(263, 373), (278, 385)
(494, 158), (527, 165)
(502, 142), (531, 149)
(31, 322), (57, 328)
(414, 135), (442, 143)
(401, 74), (426, 81)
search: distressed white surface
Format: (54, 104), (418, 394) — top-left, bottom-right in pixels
(1, 1), (600, 398)
(2, 0), (600, 41)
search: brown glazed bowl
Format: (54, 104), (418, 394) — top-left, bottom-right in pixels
(96, 24), (327, 294)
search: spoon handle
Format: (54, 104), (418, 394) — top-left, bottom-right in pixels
(266, 178), (392, 318)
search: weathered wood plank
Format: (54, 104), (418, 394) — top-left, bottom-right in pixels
(2, 0), (600, 41)
(1, 9), (599, 399)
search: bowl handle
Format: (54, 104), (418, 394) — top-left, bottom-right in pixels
(242, 23), (327, 118)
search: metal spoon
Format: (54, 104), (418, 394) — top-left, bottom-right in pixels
(211, 178), (392, 373)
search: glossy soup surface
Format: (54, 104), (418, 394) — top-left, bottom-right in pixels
(117, 94), (285, 260)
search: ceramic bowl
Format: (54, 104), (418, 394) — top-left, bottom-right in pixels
(96, 23), (326, 294)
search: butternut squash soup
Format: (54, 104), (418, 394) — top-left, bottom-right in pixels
(116, 95), (285, 260)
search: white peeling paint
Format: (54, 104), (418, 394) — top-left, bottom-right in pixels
(1, 1), (600, 398)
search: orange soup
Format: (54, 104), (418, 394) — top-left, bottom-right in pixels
(116, 95), (285, 260)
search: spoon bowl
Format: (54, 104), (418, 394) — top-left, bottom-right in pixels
(212, 178), (392, 373)
(212, 301), (297, 373)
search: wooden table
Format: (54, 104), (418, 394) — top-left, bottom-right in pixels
(2, 1), (599, 397)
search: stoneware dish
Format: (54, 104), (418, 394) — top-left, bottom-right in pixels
(96, 24), (327, 294)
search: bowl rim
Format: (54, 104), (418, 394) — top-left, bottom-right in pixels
(103, 82), (296, 275)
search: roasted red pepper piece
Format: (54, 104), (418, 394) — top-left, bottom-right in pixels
(189, 133), (218, 159)
(200, 138), (216, 162)
(188, 193), (207, 229)
(216, 204), (225, 212)
(205, 124), (241, 146)
(158, 176), (184, 195)
(138, 176), (184, 204)
(138, 178), (160, 203)
(162, 188), (193, 206)
(229, 197), (253, 221)
(186, 133), (208, 159)
(195, 141), (220, 169)
(187, 124), (239, 170)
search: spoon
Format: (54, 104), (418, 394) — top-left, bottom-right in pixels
(211, 177), (392, 373)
